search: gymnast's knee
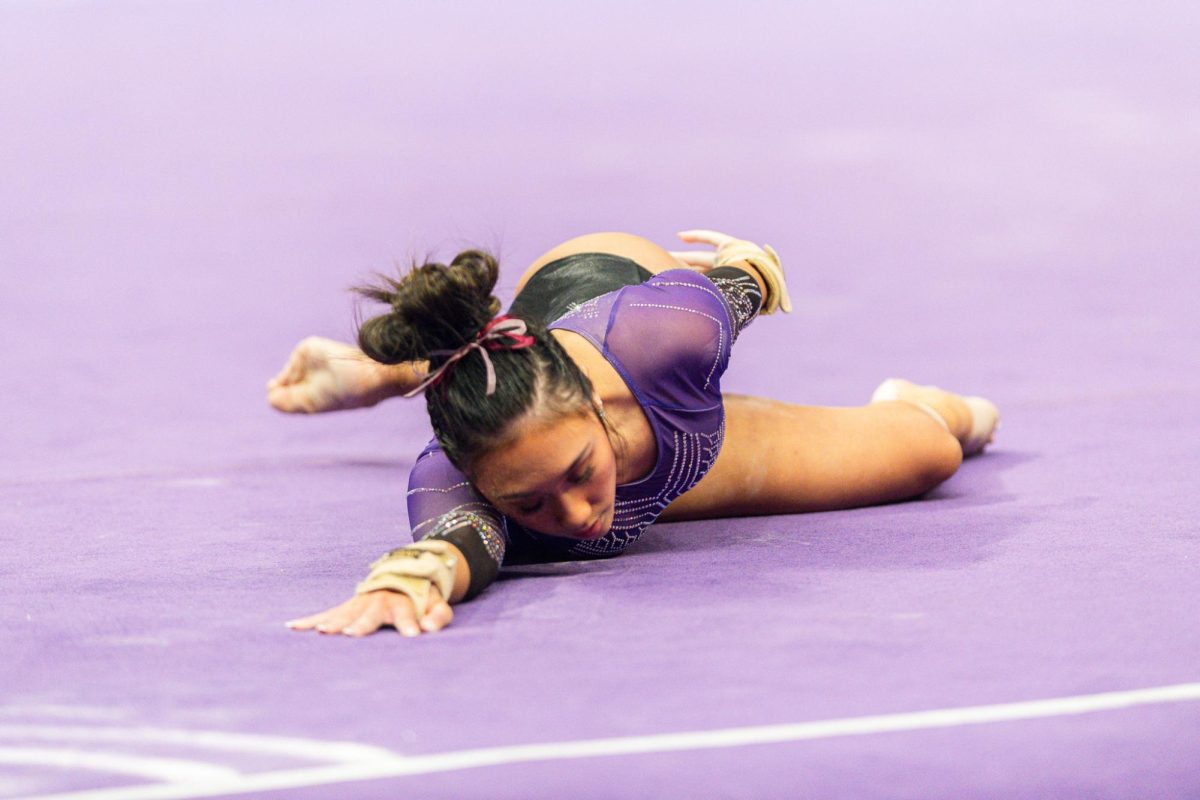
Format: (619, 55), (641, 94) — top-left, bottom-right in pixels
(918, 430), (964, 491)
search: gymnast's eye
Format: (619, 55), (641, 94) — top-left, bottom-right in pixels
(512, 466), (591, 514)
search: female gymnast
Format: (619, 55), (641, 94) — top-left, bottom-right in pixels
(270, 230), (999, 638)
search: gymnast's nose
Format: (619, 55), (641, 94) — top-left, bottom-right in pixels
(555, 489), (593, 533)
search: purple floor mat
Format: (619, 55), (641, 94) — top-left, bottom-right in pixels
(2, 2), (1198, 798)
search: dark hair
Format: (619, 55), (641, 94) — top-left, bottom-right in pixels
(355, 249), (600, 475)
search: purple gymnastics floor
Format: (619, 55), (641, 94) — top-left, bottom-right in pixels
(2, 2), (1198, 798)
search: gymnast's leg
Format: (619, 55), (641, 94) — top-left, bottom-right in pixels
(661, 392), (971, 521)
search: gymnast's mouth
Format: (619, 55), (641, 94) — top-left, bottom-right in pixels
(573, 509), (609, 539)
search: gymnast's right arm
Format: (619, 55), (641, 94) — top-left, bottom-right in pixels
(285, 440), (505, 638)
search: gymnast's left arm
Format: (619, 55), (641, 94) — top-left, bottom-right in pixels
(285, 440), (506, 638)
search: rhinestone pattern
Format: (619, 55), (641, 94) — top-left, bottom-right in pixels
(565, 421), (725, 556)
(557, 295), (603, 322)
(710, 273), (762, 341)
(418, 507), (507, 566)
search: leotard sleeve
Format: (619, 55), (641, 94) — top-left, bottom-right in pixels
(704, 265), (764, 341)
(405, 438), (506, 598)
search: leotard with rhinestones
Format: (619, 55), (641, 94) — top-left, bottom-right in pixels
(405, 268), (762, 570)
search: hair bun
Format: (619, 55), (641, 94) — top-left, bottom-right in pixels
(356, 249), (501, 364)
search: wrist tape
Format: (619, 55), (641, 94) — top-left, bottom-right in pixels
(423, 513), (504, 600)
(715, 241), (791, 315)
(355, 540), (458, 617)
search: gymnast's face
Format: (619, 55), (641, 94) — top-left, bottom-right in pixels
(473, 408), (617, 540)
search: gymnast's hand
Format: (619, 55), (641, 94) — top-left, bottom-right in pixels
(669, 229), (733, 270)
(285, 587), (454, 637)
(266, 336), (399, 414)
(670, 229), (791, 314)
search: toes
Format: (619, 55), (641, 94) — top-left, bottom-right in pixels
(961, 396), (1000, 455)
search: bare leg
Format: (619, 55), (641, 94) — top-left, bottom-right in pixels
(871, 378), (999, 456)
(662, 393), (966, 520)
(266, 336), (428, 413)
(522, 238), (992, 518)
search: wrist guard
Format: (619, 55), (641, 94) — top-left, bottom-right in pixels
(355, 540), (458, 616)
(424, 518), (502, 600)
(715, 240), (791, 315)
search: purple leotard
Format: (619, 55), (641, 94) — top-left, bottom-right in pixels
(406, 268), (762, 573)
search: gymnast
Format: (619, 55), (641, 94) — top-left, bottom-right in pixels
(270, 231), (999, 638)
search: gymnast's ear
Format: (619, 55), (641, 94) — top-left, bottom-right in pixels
(354, 249), (501, 364)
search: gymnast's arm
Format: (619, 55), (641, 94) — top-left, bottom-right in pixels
(704, 264), (766, 338)
(671, 229), (790, 318)
(285, 442), (505, 638)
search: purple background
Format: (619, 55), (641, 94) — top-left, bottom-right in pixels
(1, 1), (1198, 797)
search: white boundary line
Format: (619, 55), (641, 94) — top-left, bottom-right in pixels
(0, 748), (238, 783)
(0, 726), (394, 763)
(18, 682), (1200, 800)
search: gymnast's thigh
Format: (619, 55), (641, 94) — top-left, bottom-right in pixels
(660, 394), (820, 521)
(515, 232), (683, 293)
(660, 393), (956, 520)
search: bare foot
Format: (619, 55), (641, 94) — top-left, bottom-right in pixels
(871, 378), (999, 456)
(266, 337), (416, 414)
